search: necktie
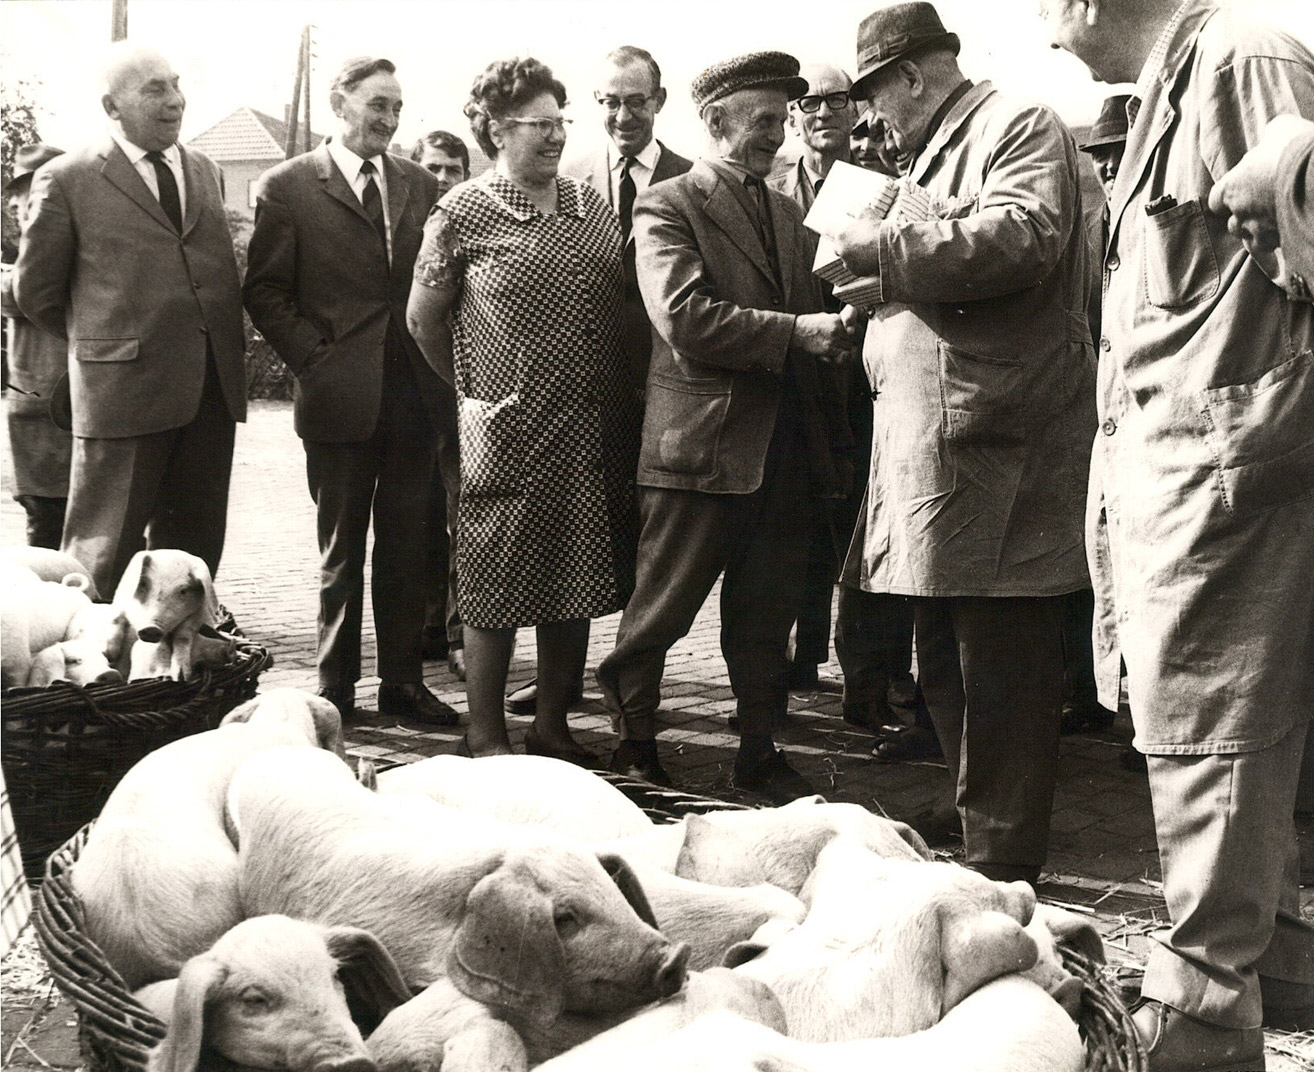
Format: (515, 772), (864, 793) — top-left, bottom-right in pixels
(813, 177), (825, 197)
(360, 160), (388, 248)
(744, 175), (780, 281)
(145, 150), (182, 232)
(618, 156), (636, 243)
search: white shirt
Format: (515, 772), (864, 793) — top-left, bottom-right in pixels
(606, 138), (663, 209)
(110, 132), (186, 221)
(327, 137), (392, 262)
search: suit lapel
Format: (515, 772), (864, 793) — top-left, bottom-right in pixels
(179, 147), (208, 235)
(764, 186), (798, 297)
(651, 142), (681, 184)
(910, 80), (993, 187)
(99, 139), (175, 233)
(383, 155), (411, 246)
(316, 143), (373, 228)
(697, 162), (776, 286)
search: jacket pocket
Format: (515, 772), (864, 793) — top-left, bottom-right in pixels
(459, 391), (523, 500)
(643, 372), (731, 476)
(1202, 352), (1314, 518)
(73, 338), (138, 363)
(1143, 198), (1219, 309)
(938, 340), (1028, 446)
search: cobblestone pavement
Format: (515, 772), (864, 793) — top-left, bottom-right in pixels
(3, 400), (1311, 1070)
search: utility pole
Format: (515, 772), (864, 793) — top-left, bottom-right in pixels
(111, 0), (128, 40)
(284, 26), (313, 159)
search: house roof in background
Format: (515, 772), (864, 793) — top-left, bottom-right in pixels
(188, 106), (324, 162)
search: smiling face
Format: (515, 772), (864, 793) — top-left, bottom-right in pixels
(333, 70), (403, 159)
(597, 59), (665, 158)
(102, 48), (185, 153)
(790, 65), (857, 161)
(861, 62), (929, 157)
(710, 86), (790, 179)
(493, 91), (567, 186)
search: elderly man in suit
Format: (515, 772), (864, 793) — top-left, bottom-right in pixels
(1042, 1), (1314, 1065)
(597, 51), (854, 803)
(832, 3), (1096, 886)
(13, 44), (246, 598)
(245, 56), (454, 727)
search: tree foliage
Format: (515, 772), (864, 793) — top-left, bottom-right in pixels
(2, 73), (42, 258)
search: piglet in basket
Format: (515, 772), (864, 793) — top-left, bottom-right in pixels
(114, 549), (222, 681)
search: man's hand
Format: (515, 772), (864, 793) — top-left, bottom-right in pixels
(832, 212), (885, 277)
(790, 312), (856, 363)
(1208, 115), (1314, 257)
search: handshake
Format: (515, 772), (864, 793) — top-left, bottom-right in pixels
(789, 312), (859, 362)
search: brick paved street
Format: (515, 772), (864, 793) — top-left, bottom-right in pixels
(3, 400), (1311, 1070)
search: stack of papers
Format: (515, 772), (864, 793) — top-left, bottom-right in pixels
(803, 161), (935, 304)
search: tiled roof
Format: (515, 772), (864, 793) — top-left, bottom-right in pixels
(188, 107), (324, 163)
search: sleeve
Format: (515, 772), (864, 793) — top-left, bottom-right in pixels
(412, 204), (465, 292)
(632, 186), (796, 375)
(871, 105), (1078, 305)
(242, 174), (324, 376)
(1275, 128), (1314, 282)
(12, 167), (75, 339)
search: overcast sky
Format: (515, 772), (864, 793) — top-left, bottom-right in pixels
(3, 0), (1311, 160)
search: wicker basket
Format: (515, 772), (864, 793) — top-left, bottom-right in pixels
(2, 641), (271, 883)
(35, 778), (1144, 1072)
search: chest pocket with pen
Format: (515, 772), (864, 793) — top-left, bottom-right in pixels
(1142, 196), (1220, 309)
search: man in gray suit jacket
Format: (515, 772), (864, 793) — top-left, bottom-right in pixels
(245, 57), (454, 727)
(14, 44), (246, 598)
(596, 52), (854, 803)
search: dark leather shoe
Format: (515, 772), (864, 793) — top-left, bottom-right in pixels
(506, 677), (584, 715)
(733, 749), (817, 805)
(842, 698), (896, 732)
(872, 723), (942, 762)
(1261, 976), (1314, 1031)
(523, 725), (601, 769)
(421, 626), (449, 661)
(1131, 999), (1264, 1072)
(610, 739), (672, 787)
(1060, 700), (1117, 734)
(786, 662), (844, 694)
(446, 647), (466, 681)
(317, 685), (355, 724)
(378, 682), (459, 727)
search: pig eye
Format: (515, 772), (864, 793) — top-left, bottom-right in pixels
(239, 988), (271, 1012)
(553, 907), (580, 935)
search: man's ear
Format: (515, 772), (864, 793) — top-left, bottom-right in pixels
(1085, 0), (1101, 28)
(652, 86), (668, 114)
(102, 94), (119, 120)
(899, 59), (924, 98)
(329, 89), (345, 119)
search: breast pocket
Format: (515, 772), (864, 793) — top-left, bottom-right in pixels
(1143, 198), (1220, 309)
(644, 372), (731, 476)
(459, 392), (524, 500)
(72, 338), (139, 363)
(1202, 352), (1314, 518)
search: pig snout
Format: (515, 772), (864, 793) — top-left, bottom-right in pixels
(93, 669), (124, 684)
(655, 942), (691, 1000)
(136, 625), (165, 643)
(311, 1056), (376, 1072)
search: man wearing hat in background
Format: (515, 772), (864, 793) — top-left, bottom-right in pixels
(832, 3), (1096, 885)
(14, 44), (247, 599)
(3, 143), (70, 550)
(597, 50), (854, 802)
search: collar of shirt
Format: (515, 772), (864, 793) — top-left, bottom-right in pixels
(710, 157), (756, 184)
(1134, 0), (1195, 104)
(610, 138), (661, 176)
(327, 137), (388, 202)
(799, 157), (827, 193)
(110, 131), (186, 217)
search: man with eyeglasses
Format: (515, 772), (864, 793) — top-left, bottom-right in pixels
(769, 65), (858, 213)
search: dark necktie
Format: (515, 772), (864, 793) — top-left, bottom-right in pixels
(618, 156), (636, 243)
(813, 177), (824, 196)
(359, 160), (388, 249)
(744, 174), (780, 282)
(145, 150), (182, 232)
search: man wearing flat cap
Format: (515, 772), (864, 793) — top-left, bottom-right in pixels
(597, 50), (854, 803)
(3, 143), (71, 549)
(832, 2), (1097, 885)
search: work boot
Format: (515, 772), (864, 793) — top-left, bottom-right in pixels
(1131, 999), (1264, 1072)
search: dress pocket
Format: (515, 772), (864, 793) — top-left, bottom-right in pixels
(643, 372), (731, 476)
(1202, 352), (1314, 518)
(459, 391), (524, 500)
(72, 338), (139, 363)
(1143, 198), (1220, 309)
(937, 340), (1028, 446)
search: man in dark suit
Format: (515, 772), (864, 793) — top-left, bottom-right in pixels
(597, 52), (854, 803)
(244, 56), (454, 726)
(14, 44), (246, 598)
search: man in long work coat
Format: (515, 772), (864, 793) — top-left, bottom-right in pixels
(1041, 0), (1314, 1067)
(833, 3), (1097, 886)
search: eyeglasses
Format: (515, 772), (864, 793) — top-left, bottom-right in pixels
(795, 92), (852, 114)
(498, 117), (573, 137)
(595, 94), (655, 114)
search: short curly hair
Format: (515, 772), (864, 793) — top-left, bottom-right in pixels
(463, 57), (568, 160)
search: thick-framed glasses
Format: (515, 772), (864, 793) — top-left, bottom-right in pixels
(498, 117), (573, 137)
(595, 93), (655, 114)
(795, 91), (852, 114)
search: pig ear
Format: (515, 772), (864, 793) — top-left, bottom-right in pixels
(447, 864), (566, 1024)
(321, 925), (413, 1034)
(889, 819), (934, 860)
(595, 853), (659, 929)
(219, 695), (260, 726)
(781, 794), (827, 809)
(149, 957), (226, 1072)
(721, 939), (769, 968)
(1034, 904), (1105, 965)
(939, 908), (1039, 1014)
(307, 695), (347, 759)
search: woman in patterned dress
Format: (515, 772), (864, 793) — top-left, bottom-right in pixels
(407, 57), (639, 760)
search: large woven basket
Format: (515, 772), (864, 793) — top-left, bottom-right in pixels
(2, 641), (271, 882)
(35, 776), (1144, 1072)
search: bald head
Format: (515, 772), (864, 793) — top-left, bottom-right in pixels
(790, 63), (858, 168)
(101, 44), (185, 152)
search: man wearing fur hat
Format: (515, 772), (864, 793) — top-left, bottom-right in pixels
(597, 51), (854, 803)
(832, 3), (1097, 886)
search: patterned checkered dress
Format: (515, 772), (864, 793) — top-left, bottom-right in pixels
(414, 172), (639, 629)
